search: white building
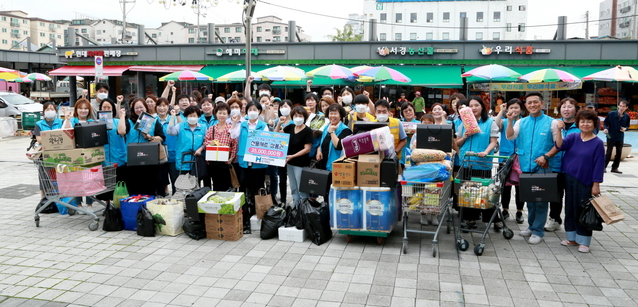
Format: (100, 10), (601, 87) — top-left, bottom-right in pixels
(362, 0), (528, 41)
(599, 0), (637, 39)
(0, 10), (67, 51)
(55, 18), (141, 46)
(345, 14), (366, 36)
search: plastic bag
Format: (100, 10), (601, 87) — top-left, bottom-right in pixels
(578, 199), (603, 231)
(260, 206), (286, 239)
(402, 164), (450, 182)
(112, 181), (129, 208)
(103, 202), (124, 232)
(183, 218), (206, 240)
(299, 198), (332, 246)
(136, 205), (155, 237)
(285, 203), (304, 229)
(55, 197), (79, 215)
(35, 197), (58, 214)
(459, 106), (481, 136)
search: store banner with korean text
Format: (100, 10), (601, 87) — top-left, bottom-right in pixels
(243, 130), (290, 167)
(472, 82), (582, 92)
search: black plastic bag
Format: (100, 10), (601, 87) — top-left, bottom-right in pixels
(35, 197), (58, 214)
(183, 218), (206, 240)
(243, 189), (255, 232)
(285, 203), (304, 229)
(136, 206), (155, 237)
(578, 198), (603, 231)
(103, 202), (124, 231)
(260, 206), (286, 239)
(299, 198), (332, 246)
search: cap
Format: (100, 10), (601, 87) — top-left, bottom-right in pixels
(214, 96), (226, 104)
(585, 102), (595, 108)
(415, 91), (421, 95)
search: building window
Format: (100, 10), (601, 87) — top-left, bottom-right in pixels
(274, 36), (280, 42)
(427, 12), (433, 23)
(442, 32), (450, 40)
(396, 13), (402, 23)
(380, 13), (387, 23)
(494, 12), (501, 22)
(40, 32), (45, 37)
(493, 32), (501, 40)
(285, 27), (288, 32)
(379, 33), (386, 41)
(476, 32), (483, 40)
(460, 12), (467, 18)
(507, 5), (512, 11)
(519, 5), (526, 11)
(22, 30), (27, 35)
(224, 27), (230, 33)
(426, 32), (433, 40)
(235, 27), (241, 32)
(273, 26), (281, 34)
(395, 33), (402, 40)
(189, 38), (195, 43)
(188, 28), (195, 33)
(477, 12), (484, 22)
(39, 22), (44, 26)
(506, 23), (512, 32)
(410, 13), (417, 23)
(49, 34), (54, 39)
(57, 25), (61, 28)
(1, 17), (5, 21)
(221, 37), (226, 42)
(518, 23), (526, 32)
(235, 37), (241, 42)
(410, 33), (417, 40)
(152, 33), (157, 38)
(265, 39), (271, 42)
(257, 26), (262, 32)
(1, 40), (6, 44)
(57, 35), (61, 39)
(443, 12), (450, 22)
(81, 28), (87, 33)
(23, 20), (27, 24)
(257, 36), (262, 42)
(97, 30), (101, 34)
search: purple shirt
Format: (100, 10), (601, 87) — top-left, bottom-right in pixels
(558, 133), (605, 186)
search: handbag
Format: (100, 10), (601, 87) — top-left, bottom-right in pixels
(56, 164), (107, 197)
(255, 188), (274, 220)
(146, 199), (185, 236)
(229, 164), (240, 188)
(590, 194), (625, 225)
(136, 205), (156, 237)
(578, 198), (604, 231)
(35, 197), (58, 214)
(150, 139), (168, 164)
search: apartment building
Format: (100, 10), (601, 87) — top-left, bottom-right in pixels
(599, 0), (637, 39)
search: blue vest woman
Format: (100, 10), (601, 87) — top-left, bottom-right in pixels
(93, 98), (127, 203)
(317, 104), (352, 172)
(33, 102), (64, 197)
(400, 102), (420, 165)
(198, 98), (216, 131)
(167, 106), (207, 173)
(156, 98), (179, 197)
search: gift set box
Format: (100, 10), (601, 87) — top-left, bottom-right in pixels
(74, 121), (108, 148)
(205, 211), (243, 241)
(127, 142), (160, 166)
(299, 167), (332, 195)
(42, 147), (105, 166)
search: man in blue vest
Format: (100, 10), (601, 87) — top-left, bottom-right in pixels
(506, 91), (555, 245)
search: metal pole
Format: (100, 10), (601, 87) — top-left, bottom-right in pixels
(122, 1), (126, 43)
(244, 0), (256, 81)
(196, 4), (200, 44)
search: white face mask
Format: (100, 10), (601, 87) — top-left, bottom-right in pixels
(365, 106), (370, 113)
(280, 107), (291, 116)
(44, 110), (57, 119)
(187, 117), (198, 125)
(376, 114), (389, 122)
(355, 104), (367, 114)
(96, 92), (108, 100)
(293, 117), (304, 126)
(259, 91), (270, 97)
(248, 111), (259, 120)
(342, 95), (353, 105)
(230, 109), (241, 117)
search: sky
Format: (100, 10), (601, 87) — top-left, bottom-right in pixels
(1, 0), (602, 41)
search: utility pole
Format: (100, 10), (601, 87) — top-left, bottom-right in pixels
(244, 0), (256, 81)
(120, 0), (135, 44)
(585, 11), (589, 39)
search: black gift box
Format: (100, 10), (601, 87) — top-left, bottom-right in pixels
(416, 124), (454, 152)
(74, 121), (108, 148)
(185, 187), (211, 221)
(519, 172), (560, 203)
(380, 155), (399, 188)
(299, 168), (332, 195)
(127, 142), (160, 166)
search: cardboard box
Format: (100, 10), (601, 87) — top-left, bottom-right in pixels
(205, 211), (243, 241)
(42, 146), (105, 166)
(357, 153), (384, 187)
(40, 129), (75, 151)
(74, 121), (108, 148)
(127, 142), (159, 166)
(205, 145), (230, 162)
(299, 167), (332, 195)
(415, 124), (454, 152)
(519, 173), (560, 203)
(278, 226), (307, 242)
(250, 215), (262, 232)
(332, 157), (357, 187)
(197, 191), (245, 214)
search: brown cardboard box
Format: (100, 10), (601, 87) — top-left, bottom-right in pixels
(205, 210), (243, 241)
(332, 157), (357, 187)
(357, 152), (384, 187)
(42, 147), (105, 166)
(40, 129), (75, 151)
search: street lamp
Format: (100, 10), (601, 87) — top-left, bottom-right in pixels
(244, 0), (256, 80)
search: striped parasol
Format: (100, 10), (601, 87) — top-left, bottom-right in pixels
(159, 70), (213, 81)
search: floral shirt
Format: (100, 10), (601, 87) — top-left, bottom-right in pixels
(204, 123), (239, 163)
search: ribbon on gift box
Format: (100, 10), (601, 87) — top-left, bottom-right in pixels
(206, 140), (230, 161)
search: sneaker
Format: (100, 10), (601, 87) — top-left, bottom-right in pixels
(420, 215), (429, 225)
(502, 210), (510, 220)
(528, 234), (543, 245)
(578, 245), (590, 253)
(519, 228), (532, 237)
(493, 222), (503, 231)
(611, 169), (623, 174)
(544, 218), (561, 232)
(561, 240), (578, 246)
(431, 215), (439, 226)
(515, 211), (524, 224)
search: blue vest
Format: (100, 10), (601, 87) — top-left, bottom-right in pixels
(158, 115), (177, 163)
(198, 113), (216, 131)
(104, 118), (127, 166)
(499, 118), (517, 161)
(459, 117), (495, 170)
(515, 113), (555, 173)
(319, 122), (348, 171)
(126, 118), (155, 144)
(237, 120), (268, 169)
(400, 119), (419, 164)
(552, 121), (581, 172)
(453, 117), (463, 166)
(35, 118), (63, 133)
(174, 122), (206, 172)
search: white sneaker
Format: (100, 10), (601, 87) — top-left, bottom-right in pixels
(528, 234), (543, 245)
(420, 215), (429, 225)
(519, 229), (532, 237)
(431, 215), (439, 226)
(544, 218), (561, 232)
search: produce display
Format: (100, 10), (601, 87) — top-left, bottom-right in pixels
(627, 111), (637, 119)
(597, 87), (618, 96)
(458, 106), (481, 136)
(596, 96), (618, 105)
(410, 149), (447, 162)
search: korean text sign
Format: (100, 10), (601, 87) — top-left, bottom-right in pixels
(243, 130), (290, 167)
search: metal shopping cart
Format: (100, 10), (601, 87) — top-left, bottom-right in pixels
(400, 179), (454, 257)
(454, 152), (515, 256)
(34, 160), (117, 230)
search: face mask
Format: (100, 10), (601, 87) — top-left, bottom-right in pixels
(376, 114), (389, 122)
(280, 107), (291, 116)
(365, 106), (370, 113)
(248, 111), (259, 120)
(230, 109), (240, 117)
(187, 117), (198, 125)
(293, 117), (304, 126)
(96, 92), (108, 100)
(259, 91), (270, 97)
(355, 104), (367, 113)
(44, 110), (57, 119)
(342, 95), (353, 105)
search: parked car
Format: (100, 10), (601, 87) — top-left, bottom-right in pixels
(0, 92), (42, 118)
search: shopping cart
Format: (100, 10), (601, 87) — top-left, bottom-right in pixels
(400, 179), (453, 257)
(454, 152), (515, 256)
(34, 160), (117, 230)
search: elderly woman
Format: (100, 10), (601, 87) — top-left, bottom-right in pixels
(316, 104), (352, 171)
(547, 110), (604, 253)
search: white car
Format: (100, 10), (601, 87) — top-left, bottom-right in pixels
(0, 92), (42, 118)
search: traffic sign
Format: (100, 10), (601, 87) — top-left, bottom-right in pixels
(95, 56), (103, 78)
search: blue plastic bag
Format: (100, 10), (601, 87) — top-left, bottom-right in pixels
(402, 163), (450, 182)
(55, 197), (79, 215)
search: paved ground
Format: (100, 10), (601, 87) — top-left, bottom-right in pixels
(0, 135), (637, 307)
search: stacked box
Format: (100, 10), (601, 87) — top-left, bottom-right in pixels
(361, 187), (396, 232)
(329, 185), (362, 230)
(205, 210), (243, 241)
(40, 127), (106, 166)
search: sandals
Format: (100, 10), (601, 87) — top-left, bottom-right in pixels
(578, 245), (590, 253)
(561, 240), (578, 246)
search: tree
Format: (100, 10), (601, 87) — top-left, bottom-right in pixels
(328, 25), (363, 42)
